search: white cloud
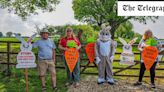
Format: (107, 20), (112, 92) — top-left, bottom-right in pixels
(0, 9), (35, 36)
(0, 0), (80, 36)
(30, 0), (80, 25)
(132, 17), (164, 39)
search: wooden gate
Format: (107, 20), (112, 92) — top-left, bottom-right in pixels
(0, 41), (164, 78)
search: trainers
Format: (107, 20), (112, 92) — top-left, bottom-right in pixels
(97, 81), (104, 85)
(151, 84), (156, 89)
(108, 82), (115, 85)
(74, 82), (80, 88)
(53, 87), (57, 90)
(133, 81), (142, 86)
(107, 78), (115, 85)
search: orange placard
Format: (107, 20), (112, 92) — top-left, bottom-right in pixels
(65, 48), (79, 73)
(85, 43), (95, 63)
(142, 46), (158, 70)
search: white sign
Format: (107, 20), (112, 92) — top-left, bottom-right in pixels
(16, 51), (36, 68)
(120, 53), (135, 65)
(119, 37), (137, 65)
(15, 33), (37, 68)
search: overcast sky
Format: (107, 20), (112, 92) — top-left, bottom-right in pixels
(0, 0), (164, 38)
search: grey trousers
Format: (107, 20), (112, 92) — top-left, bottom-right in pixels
(98, 56), (113, 80)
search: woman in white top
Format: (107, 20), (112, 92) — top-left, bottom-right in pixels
(134, 29), (159, 88)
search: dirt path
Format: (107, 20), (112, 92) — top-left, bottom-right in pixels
(67, 76), (164, 92)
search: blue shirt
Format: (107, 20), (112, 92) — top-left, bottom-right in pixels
(33, 38), (56, 60)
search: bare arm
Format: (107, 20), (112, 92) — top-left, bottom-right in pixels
(73, 34), (81, 50)
(76, 44), (81, 50)
(52, 49), (56, 63)
(138, 39), (145, 51)
(58, 44), (68, 51)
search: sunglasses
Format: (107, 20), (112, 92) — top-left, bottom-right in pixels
(67, 30), (72, 32)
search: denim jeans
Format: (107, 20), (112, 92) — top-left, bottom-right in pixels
(63, 56), (80, 83)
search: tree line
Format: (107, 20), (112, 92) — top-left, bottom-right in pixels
(0, 32), (21, 37)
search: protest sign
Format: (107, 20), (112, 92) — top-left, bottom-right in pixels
(85, 43), (95, 63)
(65, 48), (79, 73)
(142, 46), (158, 70)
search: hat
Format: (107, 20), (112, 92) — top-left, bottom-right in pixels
(40, 28), (49, 34)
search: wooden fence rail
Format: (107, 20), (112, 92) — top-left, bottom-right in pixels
(0, 41), (164, 78)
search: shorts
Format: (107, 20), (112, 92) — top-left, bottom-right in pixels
(38, 60), (56, 76)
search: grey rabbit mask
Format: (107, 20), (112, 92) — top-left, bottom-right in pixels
(99, 24), (112, 42)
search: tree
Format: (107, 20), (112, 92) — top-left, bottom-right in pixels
(0, 0), (60, 19)
(46, 25), (56, 36)
(0, 32), (3, 37)
(36, 24), (56, 36)
(116, 21), (135, 39)
(17, 33), (21, 36)
(73, 0), (158, 39)
(54, 24), (98, 43)
(6, 32), (13, 37)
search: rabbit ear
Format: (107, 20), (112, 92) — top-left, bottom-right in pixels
(14, 33), (25, 43)
(105, 26), (111, 31)
(28, 33), (37, 43)
(119, 37), (127, 45)
(129, 37), (138, 45)
(101, 24), (106, 30)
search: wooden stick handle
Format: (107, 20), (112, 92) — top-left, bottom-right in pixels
(25, 68), (28, 92)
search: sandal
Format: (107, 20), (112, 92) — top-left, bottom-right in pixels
(42, 86), (46, 91)
(53, 87), (57, 90)
(151, 84), (156, 89)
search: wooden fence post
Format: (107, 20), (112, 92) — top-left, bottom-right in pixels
(7, 42), (11, 76)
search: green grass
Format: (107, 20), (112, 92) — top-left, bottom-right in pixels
(0, 68), (68, 92)
(0, 37), (40, 42)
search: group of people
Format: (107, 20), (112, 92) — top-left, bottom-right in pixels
(32, 26), (161, 91)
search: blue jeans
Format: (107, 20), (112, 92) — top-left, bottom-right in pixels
(63, 56), (80, 83)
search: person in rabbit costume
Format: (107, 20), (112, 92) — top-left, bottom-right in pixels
(119, 37), (138, 65)
(32, 28), (57, 91)
(95, 24), (117, 85)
